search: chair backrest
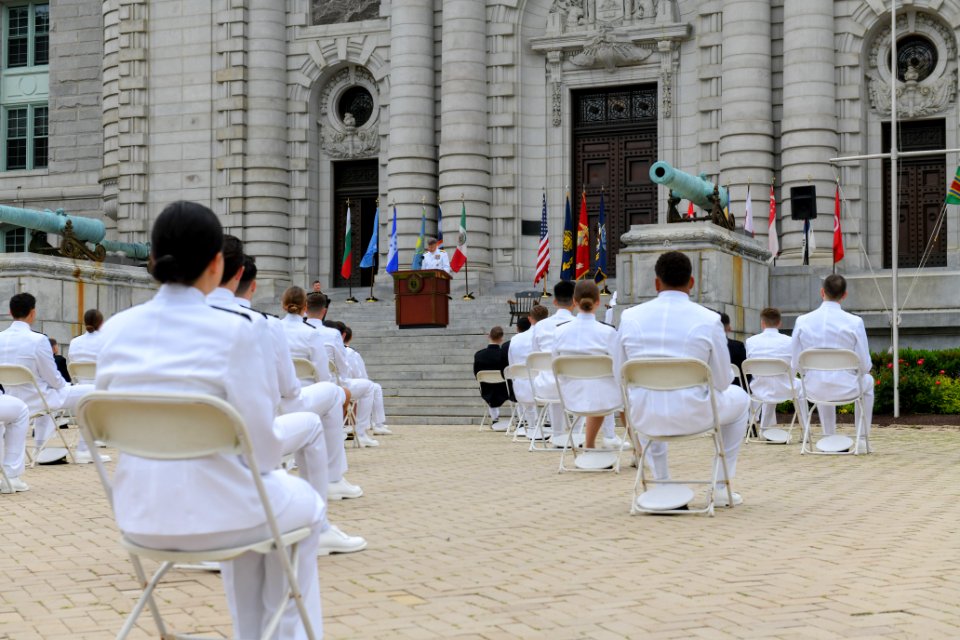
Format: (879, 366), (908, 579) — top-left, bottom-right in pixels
(730, 363), (744, 388)
(0, 364), (39, 386)
(292, 358), (319, 383)
(476, 370), (506, 385)
(553, 355), (622, 415)
(525, 351), (553, 375)
(552, 354), (615, 380)
(503, 363), (527, 382)
(76, 391), (244, 460)
(620, 358), (713, 391)
(741, 357), (791, 378)
(797, 348), (860, 373)
(511, 291), (541, 313)
(67, 361), (97, 383)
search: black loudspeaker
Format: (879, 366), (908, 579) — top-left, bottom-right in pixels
(790, 185), (818, 220)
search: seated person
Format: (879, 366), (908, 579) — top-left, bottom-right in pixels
(531, 281), (577, 444)
(719, 311), (747, 387)
(49, 338), (71, 383)
(68, 309), (105, 368)
(473, 326), (509, 426)
(342, 326), (391, 436)
(745, 307), (804, 434)
(508, 306), (548, 437)
(0, 394), (30, 493)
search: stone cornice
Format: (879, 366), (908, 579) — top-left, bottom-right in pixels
(620, 222), (773, 263)
(0, 254), (154, 286)
(530, 23), (689, 54)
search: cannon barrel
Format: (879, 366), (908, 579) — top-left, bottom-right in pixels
(649, 161), (729, 211)
(101, 240), (150, 260)
(0, 203), (149, 259)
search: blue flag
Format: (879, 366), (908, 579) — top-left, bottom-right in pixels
(386, 204), (399, 274)
(560, 191), (574, 281)
(359, 206), (380, 270)
(594, 191), (607, 284)
(411, 205), (426, 270)
(436, 204), (443, 249)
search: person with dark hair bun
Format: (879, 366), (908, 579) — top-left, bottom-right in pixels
(614, 250), (750, 508)
(95, 201), (324, 638)
(552, 280), (623, 451)
(68, 309), (105, 367)
(529, 280), (578, 446)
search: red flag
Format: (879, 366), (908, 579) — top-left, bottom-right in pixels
(575, 190), (590, 279)
(767, 184), (779, 256)
(686, 201), (695, 218)
(833, 183), (844, 264)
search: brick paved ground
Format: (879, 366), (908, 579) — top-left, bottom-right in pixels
(2, 425), (960, 639)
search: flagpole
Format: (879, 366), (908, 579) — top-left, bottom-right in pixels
(345, 198), (358, 303)
(460, 193), (475, 300)
(366, 197), (380, 302)
(889, 1), (900, 417)
(540, 186), (551, 297)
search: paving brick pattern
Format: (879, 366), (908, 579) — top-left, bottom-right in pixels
(2, 426), (959, 639)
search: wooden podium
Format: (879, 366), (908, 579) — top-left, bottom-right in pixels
(393, 269), (451, 328)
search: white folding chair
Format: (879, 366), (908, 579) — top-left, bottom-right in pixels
(475, 370), (510, 432)
(76, 391), (317, 640)
(741, 358), (800, 444)
(552, 355), (626, 473)
(797, 349), (870, 455)
(318, 358), (361, 448)
(620, 358), (734, 516)
(730, 363), (745, 390)
(0, 364), (76, 466)
(67, 361), (97, 384)
(524, 352), (568, 452)
(503, 363), (531, 439)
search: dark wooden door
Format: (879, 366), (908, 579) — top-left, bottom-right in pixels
(882, 120), (947, 269)
(573, 84), (658, 277)
(333, 160), (379, 287)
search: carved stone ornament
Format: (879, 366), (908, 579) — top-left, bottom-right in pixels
(569, 27), (654, 71)
(318, 65), (381, 159)
(868, 69), (957, 118)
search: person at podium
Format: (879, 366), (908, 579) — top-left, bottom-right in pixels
(420, 237), (452, 275)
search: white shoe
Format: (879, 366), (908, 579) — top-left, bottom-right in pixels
(601, 436), (631, 450)
(372, 425), (393, 435)
(74, 450), (112, 464)
(714, 489), (743, 507)
(0, 476), (29, 493)
(357, 435), (379, 448)
(316, 525), (367, 556)
(328, 478), (363, 500)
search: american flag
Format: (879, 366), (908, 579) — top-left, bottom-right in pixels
(534, 191), (550, 286)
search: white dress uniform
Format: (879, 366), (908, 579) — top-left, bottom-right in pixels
(304, 317), (377, 439)
(0, 320), (94, 451)
(0, 394), (29, 482)
(420, 249), (452, 275)
(614, 290), (750, 482)
(506, 327), (537, 431)
(791, 300), (874, 438)
(604, 290), (618, 325)
(745, 328), (804, 431)
(98, 284), (324, 640)
(346, 346), (387, 429)
(67, 329), (104, 365)
(552, 312), (619, 438)
(530, 307), (575, 435)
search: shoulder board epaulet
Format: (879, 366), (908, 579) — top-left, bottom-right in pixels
(210, 305), (252, 322)
(33, 329), (46, 336)
(557, 320), (570, 327)
(253, 308), (278, 319)
(302, 317), (315, 328)
(599, 320), (614, 328)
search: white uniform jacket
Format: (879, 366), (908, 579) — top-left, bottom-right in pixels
(421, 250), (452, 275)
(0, 320), (67, 413)
(96, 284), (285, 537)
(281, 314), (332, 383)
(791, 300), (872, 401)
(346, 347), (367, 380)
(614, 290), (734, 437)
(506, 328), (535, 403)
(745, 328), (795, 402)
(235, 297), (301, 403)
(529, 308), (575, 399)
(552, 312), (620, 414)
(304, 317), (351, 380)
(67, 330), (105, 364)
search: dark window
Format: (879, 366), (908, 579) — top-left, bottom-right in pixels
(893, 35), (938, 82)
(337, 86), (374, 127)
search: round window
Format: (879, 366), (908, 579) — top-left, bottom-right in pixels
(892, 35), (938, 82)
(337, 86), (374, 127)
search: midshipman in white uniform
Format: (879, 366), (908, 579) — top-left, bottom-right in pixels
(420, 237), (452, 275)
(745, 307), (805, 433)
(530, 281), (576, 444)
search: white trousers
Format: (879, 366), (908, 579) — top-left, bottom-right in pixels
(274, 412), (328, 505)
(343, 378), (375, 437)
(814, 374), (875, 437)
(282, 382), (349, 484)
(644, 385), (750, 483)
(35, 383), (94, 452)
(128, 472), (325, 640)
(0, 395), (29, 478)
(371, 382), (386, 427)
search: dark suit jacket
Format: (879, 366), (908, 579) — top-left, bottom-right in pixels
(473, 344), (508, 408)
(55, 354), (71, 383)
(727, 338), (746, 387)
(500, 339), (516, 402)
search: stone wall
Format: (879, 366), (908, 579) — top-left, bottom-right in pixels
(312, 0), (380, 26)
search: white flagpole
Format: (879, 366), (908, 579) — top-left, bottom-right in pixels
(890, 1), (900, 417)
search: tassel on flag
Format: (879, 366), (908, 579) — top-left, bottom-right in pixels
(744, 185), (755, 237)
(386, 204), (399, 274)
(561, 190), (575, 280)
(359, 205), (379, 271)
(411, 204), (426, 270)
(686, 201), (695, 218)
(833, 183), (844, 264)
(534, 191), (550, 286)
(594, 190), (607, 285)
(340, 203), (353, 279)
(768, 183), (779, 257)
(947, 167), (960, 204)
(450, 200), (468, 273)
(575, 189), (589, 280)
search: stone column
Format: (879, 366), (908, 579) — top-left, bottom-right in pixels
(780, 1), (837, 263)
(439, 0), (490, 269)
(243, 0), (290, 291)
(387, 0), (437, 255)
(719, 0), (773, 244)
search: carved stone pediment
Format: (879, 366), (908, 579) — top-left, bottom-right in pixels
(868, 71), (957, 118)
(568, 27), (654, 71)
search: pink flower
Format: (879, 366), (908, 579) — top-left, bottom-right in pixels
(887, 363), (894, 369)
(936, 380), (942, 386)
(875, 379), (881, 385)
(918, 359), (925, 365)
(899, 358), (905, 363)
(941, 370), (946, 375)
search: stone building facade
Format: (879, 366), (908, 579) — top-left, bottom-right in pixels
(0, 0), (958, 343)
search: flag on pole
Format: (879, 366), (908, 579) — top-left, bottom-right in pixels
(359, 205), (380, 270)
(386, 204), (399, 274)
(743, 186), (755, 237)
(575, 189), (589, 280)
(594, 190), (607, 285)
(947, 167), (960, 204)
(436, 204), (443, 249)
(768, 183), (779, 257)
(534, 191), (550, 286)
(561, 190), (574, 280)
(340, 203), (353, 279)
(411, 204), (426, 270)
(833, 183), (844, 264)
(686, 201), (695, 218)
(450, 200), (468, 273)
